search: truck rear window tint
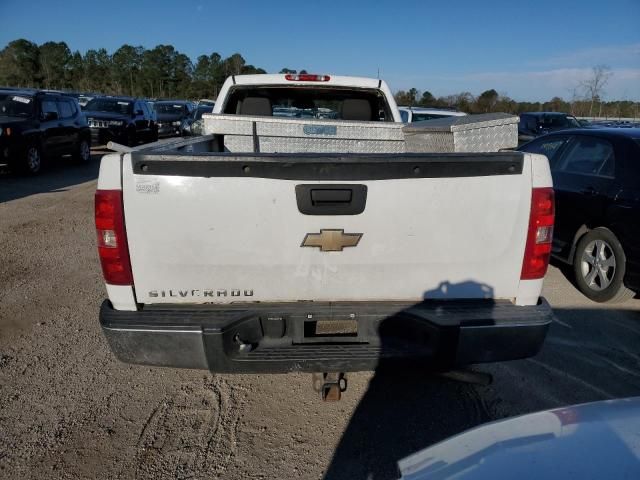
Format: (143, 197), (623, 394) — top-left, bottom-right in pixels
(223, 86), (392, 122)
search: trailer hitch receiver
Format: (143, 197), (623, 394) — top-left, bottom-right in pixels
(313, 372), (347, 401)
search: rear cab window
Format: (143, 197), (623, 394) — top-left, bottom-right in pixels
(222, 86), (393, 122)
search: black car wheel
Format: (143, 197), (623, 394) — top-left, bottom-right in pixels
(74, 138), (91, 163)
(573, 228), (634, 303)
(23, 144), (42, 175)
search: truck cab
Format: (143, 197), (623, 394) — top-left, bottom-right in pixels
(213, 73), (402, 123)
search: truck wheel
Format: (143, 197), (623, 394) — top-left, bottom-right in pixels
(22, 144), (42, 175)
(573, 228), (634, 303)
(74, 138), (91, 163)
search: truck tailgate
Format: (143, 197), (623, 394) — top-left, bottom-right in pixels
(122, 152), (531, 305)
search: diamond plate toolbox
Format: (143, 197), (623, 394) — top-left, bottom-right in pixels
(203, 114), (406, 153)
(403, 113), (519, 153)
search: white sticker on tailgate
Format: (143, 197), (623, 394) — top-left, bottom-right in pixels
(135, 180), (160, 194)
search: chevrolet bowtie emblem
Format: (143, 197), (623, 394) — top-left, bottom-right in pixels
(301, 229), (363, 252)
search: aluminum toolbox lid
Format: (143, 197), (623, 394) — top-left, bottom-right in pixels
(403, 112), (519, 133)
(204, 113), (405, 140)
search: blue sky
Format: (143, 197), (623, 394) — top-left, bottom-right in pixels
(1, 0), (639, 101)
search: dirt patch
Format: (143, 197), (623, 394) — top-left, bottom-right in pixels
(2, 155), (640, 479)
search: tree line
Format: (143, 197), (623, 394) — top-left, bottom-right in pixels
(1, 39), (638, 118)
(395, 66), (639, 119)
(0, 38), (269, 99)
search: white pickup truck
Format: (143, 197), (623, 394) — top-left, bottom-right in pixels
(96, 73), (554, 377)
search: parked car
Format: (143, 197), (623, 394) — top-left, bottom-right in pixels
(518, 128), (640, 302)
(399, 398), (640, 479)
(154, 100), (195, 138)
(398, 106), (467, 123)
(78, 94), (95, 108)
(0, 88), (91, 174)
(84, 96), (158, 146)
(518, 112), (581, 145)
(144, 100), (157, 122)
(182, 104), (213, 136)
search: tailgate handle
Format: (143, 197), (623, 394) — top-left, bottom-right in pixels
(311, 189), (352, 204)
(296, 184), (367, 215)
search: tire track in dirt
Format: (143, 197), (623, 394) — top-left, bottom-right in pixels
(131, 376), (241, 479)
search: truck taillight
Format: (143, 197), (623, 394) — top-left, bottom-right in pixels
(284, 74), (331, 82)
(95, 189), (133, 285)
(521, 187), (555, 280)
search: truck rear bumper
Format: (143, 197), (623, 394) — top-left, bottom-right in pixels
(99, 299), (553, 373)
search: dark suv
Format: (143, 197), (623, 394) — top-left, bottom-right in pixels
(518, 112), (581, 145)
(0, 89), (91, 174)
(83, 97), (158, 146)
(154, 100), (194, 138)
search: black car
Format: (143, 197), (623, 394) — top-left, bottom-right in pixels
(518, 112), (581, 145)
(182, 104), (213, 136)
(518, 128), (640, 302)
(154, 100), (194, 138)
(84, 96), (158, 146)
(0, 89), (91, 174)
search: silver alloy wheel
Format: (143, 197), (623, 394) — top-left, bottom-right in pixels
(26, 146), (41, 172)
(80, 140), (91, 162)
(580, 239), (616, 291)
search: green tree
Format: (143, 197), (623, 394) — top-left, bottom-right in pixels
(66, 51), (85, 90)
(241, 65), (267, 74)
(0, 39), (40, 87)
(171, 52), (193, 97)
(223, 53), (245, 77)
(39, 41), (71, 89)
(475, 89), (499, 112)
(141, 46), (167, 97)
(394, 88), (419, 106)
(84, 48), (112, 92)
(445, 92), (474, 111)
(542, 96), (569, 112)
(418, 91), (436, 107)
(112, 45), (143, 96)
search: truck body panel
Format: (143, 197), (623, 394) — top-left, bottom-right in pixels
(122, 152), (533, 306)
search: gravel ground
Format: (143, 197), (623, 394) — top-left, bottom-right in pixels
(1, 153), (639, 479)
